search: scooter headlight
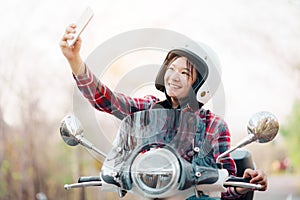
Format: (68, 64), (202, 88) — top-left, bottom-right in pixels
(131, 147), (180, 197)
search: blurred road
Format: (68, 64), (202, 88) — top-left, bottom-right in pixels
(254, 174), (300, 200)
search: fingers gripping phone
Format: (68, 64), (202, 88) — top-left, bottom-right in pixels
(67, 7), (94, 47)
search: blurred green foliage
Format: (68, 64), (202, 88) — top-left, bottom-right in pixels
(281, 100), (300, 172)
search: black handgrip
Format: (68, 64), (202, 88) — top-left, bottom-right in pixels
(78, 176), (101, 183)
(227, 176), (251, 183)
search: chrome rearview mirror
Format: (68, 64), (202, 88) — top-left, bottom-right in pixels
(247, 111), (279, 143)
(60, 115), (84, 146)
(59, 114), (107, 159)
(216, 111), (279, 164)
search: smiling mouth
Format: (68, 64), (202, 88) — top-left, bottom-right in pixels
(168, 83), (181, 89)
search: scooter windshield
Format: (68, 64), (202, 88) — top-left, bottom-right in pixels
(103, 109), (215, 173)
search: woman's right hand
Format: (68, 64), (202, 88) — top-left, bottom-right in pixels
(59, 24), (85, 75)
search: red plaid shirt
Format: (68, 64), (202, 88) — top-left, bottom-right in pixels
(74, 66), (242, 199)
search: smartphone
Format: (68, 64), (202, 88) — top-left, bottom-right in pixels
(67, 7), (94, 47)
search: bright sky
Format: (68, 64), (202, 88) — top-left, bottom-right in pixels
(0, 0), (300, 143)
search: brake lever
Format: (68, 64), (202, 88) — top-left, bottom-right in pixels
(223, 181), (262, 190)
(78, 176), (101, 183)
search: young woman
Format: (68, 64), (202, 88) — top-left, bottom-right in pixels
(60, 24), (267, 200)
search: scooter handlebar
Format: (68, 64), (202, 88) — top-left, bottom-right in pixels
(64, 176), (102, 190)
(224, 176), (262, 190)
(64, 181), (102, 190)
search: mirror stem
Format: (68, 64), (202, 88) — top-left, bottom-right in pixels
(216, 133), (256, 165)
(76, 135), (107, 159)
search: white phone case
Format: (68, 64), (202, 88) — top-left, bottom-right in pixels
(67, 7), (94, 47)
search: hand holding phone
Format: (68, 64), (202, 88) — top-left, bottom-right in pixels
(67, 7), (94, 47)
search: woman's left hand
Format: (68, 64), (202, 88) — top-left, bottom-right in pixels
(235, 168), (268, 195)
(243, 168), (268, 191)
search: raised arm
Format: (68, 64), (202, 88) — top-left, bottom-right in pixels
(59, 23), (85, 76)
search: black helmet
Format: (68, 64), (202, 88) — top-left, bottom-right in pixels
(155, 48), (209, 98)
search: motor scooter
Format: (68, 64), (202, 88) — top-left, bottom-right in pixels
(60, 109), (279, 199)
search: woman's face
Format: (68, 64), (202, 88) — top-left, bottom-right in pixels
(164, 57), (197, 103)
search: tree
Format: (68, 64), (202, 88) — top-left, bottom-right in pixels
(0, 24), (81, 199)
